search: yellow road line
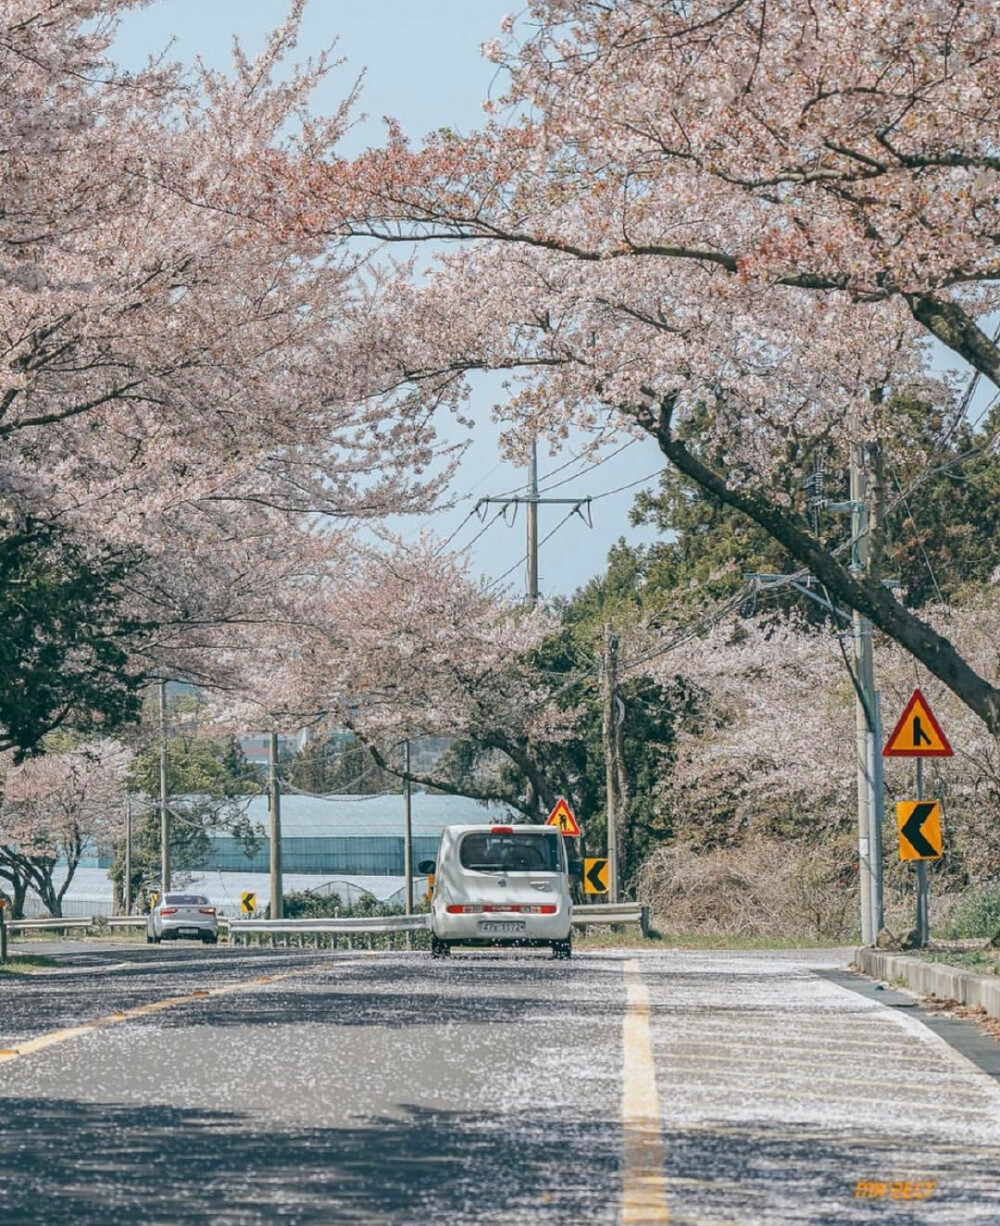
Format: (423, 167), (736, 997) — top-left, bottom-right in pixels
(622, 958), (670, 1225)
(0, 963), (334, 1067)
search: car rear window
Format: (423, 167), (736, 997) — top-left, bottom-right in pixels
(459, 832), (561, 873)
(164, 894), (208, 906)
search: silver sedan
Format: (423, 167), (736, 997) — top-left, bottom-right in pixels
(146, 893), (219, 944)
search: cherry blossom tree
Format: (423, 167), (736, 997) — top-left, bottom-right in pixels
(650, 617), (855, 849)
(221, 538), (576, 816)
(0, 738), (130, 916)
(273, 0), (1000, 732)
(1, 1), (462, 747)
(643, 593), (999, 888)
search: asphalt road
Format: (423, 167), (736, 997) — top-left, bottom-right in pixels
(2, 943), (999, 1225)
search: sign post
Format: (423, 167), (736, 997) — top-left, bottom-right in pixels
(884, 689), (952, 947)
(0, 898), (7, 965)
(915, 761), (931, 946)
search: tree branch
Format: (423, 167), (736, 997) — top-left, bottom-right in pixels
(645, 393), (1000, 734)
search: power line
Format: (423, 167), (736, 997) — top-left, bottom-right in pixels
(888, 461), (946, 606)
(433, 505), (482, 556)
(460, 505), (510, 552)
(590, 468), (664, 502)
(536, 438), (639, 495)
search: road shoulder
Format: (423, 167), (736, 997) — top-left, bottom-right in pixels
(817, 967), (1000, 1082)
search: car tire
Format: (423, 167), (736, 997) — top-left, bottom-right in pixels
(430, 937), (451, 958)
(146, 933), (153, 944)
(552, 939), (572, 960)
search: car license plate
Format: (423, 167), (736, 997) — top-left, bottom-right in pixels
(178, 927), (200, 937)
(479, 920), (526, 934)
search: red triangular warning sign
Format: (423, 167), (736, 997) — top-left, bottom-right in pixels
(883, 689), (953, 758)
(546, 797), (581, 836)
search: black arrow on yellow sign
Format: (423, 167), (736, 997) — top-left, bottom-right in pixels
(897, 800), (943, 861)
(584, 858), (609, 894)
(901, 803), (938, 857)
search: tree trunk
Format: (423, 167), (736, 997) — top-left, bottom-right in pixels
(32, 859), (62, 918)
(54, 838), (83, 916)
(1, 854), (32, 919)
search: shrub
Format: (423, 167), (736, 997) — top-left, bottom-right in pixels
(635, 835), (860, 941)
(282, 890), (343, 919)
(939, 886), (1000, 940)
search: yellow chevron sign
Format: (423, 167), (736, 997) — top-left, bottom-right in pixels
(897, 800), (943, 861)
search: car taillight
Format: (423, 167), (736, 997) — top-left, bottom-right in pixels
(160, 907), (177, 915)
(490, 826), (514, 834)
(446, 904), (483, 913)
(199, 908), (215, 915)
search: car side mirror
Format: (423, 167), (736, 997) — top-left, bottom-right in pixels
(417, 860), (437, 875)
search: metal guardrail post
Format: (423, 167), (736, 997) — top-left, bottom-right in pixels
(0, 903), (7, 964)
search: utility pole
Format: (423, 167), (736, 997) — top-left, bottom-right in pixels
(526, 441), (539, 606)
(269, 730), (283, 920)
(477, 439), (592, 607)
(747, 438), (889, 943)
(915, 758), (930, 946)
(602, 623), (621, 903)
(159, 680), (170, 894)
(403, 740), (413, 915)
(124, 789), (132, 916)
(849, 442), (875, 945)
(848, 441), (886, 941)
(867, 441), (887, 937)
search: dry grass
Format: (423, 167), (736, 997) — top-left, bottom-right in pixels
(636, 836), (860, 941)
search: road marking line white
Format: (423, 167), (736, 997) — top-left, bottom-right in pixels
(622, 958), (670, 1225)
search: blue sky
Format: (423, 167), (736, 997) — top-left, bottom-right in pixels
(113, 1), (665, 601)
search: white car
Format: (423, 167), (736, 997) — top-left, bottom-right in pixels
(422, 824), (573, 959)
(147, 893), (219, 945)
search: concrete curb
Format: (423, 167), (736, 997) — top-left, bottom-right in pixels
(853, 947), (1000, 1018)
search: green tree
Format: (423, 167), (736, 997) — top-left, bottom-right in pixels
(111, 727), (262, 909)
(623, 397), (1000, 618)
(0, 515), (149, 761)
(287, 734), (397, 795)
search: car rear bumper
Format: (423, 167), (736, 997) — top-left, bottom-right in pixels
(158, 920), (218, 940)
(431, 909), (571, 942)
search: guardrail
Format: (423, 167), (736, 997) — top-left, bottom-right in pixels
(3, 901), (647, 948)
(7, 916), (95, 935)
(229, 913), (428, 949)
(229, 903), (648, 948)
(6, 916), (224, 937)
(572, 903), (647, 931)
(5, 915), (235, 936)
